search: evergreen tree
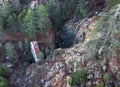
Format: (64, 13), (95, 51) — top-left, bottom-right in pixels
(5, 42), (16, 58)
(11, 0), (21, 12)
(1, 1), (13, 19)
(75, 0), (88, 19)
(35, 5), (51, 34)
(6, 13), (18, 33)
(0, 15), (4, 36)
(23, 8), (36, 37)
(24, 38), (29, 53)
(18, 10), (26, 30)
(46, 0), (67, 30)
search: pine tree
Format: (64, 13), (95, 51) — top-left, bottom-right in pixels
(24, 38), (29, 53)
(11, 0), (21, 12)
(0, 15), (4, 36)
(6, 13), (18, 33)
(23, 8), (36, 37)
(35, 5), (51, 34)
(5, 42), (16, 58)
(18, 10), (26, 31)
(1, 1), (13, 19)
(75, 0), (88, 19)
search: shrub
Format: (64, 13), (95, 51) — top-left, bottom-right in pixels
(5, 42), (16, 58)
(0, 77), (8, 87)
(96, 83), (104, 87)
(6, 13), (18, 33)
(0, 66), (8, 77)
(38, 52), (44, 61)
(11, 0), (21, 12)
(23, 8), (36, 37)
(103, 73), (110, 81)
(1, 1), (14, 19)
(46, 0), (66, 30)
(53, 50), (59, 56)
(67, 0), (78, 17)
(22, 5), (50, 37)
(68, 70), (87, 86)
(18, 41), (23, 51)
(18, 10), (26, 30)
(24, 38), (29, 53)
(75, 0), (88, 19)
(0, 16), (4, 36)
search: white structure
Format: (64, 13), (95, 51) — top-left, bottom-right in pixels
(30, 41), (40, 62)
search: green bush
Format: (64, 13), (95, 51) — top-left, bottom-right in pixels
(75, 0), (88, 19)
(6, 13), (18, 33)
(5, 42), (16, 58)
(11, 0), (21, 12)
(1, 1), (14, 19)
(0, 77), (8, 87)
(96, 83), (104, 87)
(24, 38), (29, 53)
(53, 50), (59, 56)
(0, 15), (4, 36)
(0, 0), (14, 32)
(103, 73), (110, 81)
(68, 70), (87, 86)
(38, 52), (44, 61)
(18, 41), (24, 51)
(46, 0), (67, 30)
(23, 8), (36, 37)
(35, 5), (51, 34)
(22, 5), (50, 37)
(0, 66), (8, 77)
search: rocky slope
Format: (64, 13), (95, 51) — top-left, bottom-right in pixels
(0, 0), (119, 87)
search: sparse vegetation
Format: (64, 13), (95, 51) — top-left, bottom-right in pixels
(84, 4), (120, 59)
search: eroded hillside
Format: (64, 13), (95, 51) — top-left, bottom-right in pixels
(0, 0), (120, 87)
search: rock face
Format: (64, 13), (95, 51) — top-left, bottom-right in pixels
(58, 16), (100, 48)
(17, 14), (119, 87)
